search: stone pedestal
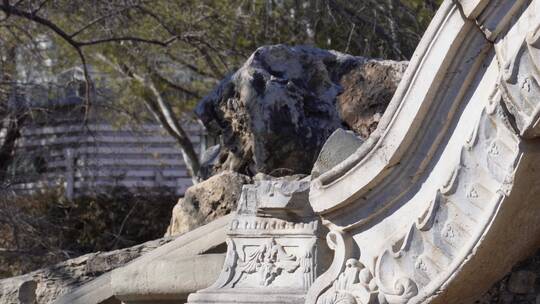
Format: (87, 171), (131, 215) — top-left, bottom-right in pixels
(188, 178), (330, 304)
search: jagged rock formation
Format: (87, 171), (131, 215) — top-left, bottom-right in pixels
(170, 47), (407, 236)
(166, 171), (251, 236)
(196, 45), (407, 178)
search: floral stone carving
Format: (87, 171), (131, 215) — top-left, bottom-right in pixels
(235, 238), (303, 287)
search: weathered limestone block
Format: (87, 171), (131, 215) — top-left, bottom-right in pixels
(196, 45), (406, 178)
(311, 129), (364, 178)
(112, 254), (225, 303)
(307, 1), (540, 304)
(0, 277), (37, 304)
(166, 171), (251, 236)
(188, 177), (331, 304)
(0, 237), (173, 304)
(55, 213), (233, 304)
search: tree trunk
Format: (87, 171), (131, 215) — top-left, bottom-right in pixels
(0, 46), (25, 184)
(95, 53), (202, 182)
(0, 114), (26, 183)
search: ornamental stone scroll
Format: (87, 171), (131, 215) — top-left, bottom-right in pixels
(308, 1), (540, 303)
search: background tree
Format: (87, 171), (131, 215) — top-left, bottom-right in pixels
(0, 0), (442, 278)
(0, 0), (441, 180)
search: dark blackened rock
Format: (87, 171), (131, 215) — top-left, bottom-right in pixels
(196, 45), (407, 178)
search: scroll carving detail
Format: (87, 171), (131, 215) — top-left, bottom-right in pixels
(316, 255), (418, 304)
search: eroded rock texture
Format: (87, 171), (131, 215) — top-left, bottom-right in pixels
(166, 171), (250, 236)
(196, 45), (407, 178)
(337, 60), (407, 138)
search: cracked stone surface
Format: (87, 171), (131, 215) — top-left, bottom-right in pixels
(196, 44), (407, 178)
(165, 171), (251, 236)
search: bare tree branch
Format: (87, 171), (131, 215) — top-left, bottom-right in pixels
(30, 0), (50, 15)
(95, 53), (201, 179)
(69, 6), (133, 38)
(0, 1), (177, 120)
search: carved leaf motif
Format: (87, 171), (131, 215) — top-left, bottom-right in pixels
(238, 238), (301, 286)
(378, 278), (418, 304)
(375, 249), (418, 304)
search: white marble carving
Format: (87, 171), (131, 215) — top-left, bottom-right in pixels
(308, 1), (540, 304)
(188, 178), (330, 304)
(58, 1), (540, 303)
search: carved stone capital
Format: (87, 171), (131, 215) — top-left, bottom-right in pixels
(188, 178), (330, 304)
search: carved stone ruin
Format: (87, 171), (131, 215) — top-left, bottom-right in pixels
(188, 178), (331, 304)
(50, 0), (540, 303)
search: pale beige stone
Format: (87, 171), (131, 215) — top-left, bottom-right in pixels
(187, 178), (331, 304)
(165, 171), (250, 236)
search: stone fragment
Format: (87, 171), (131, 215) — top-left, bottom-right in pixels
(507, 270), (537, 294)
(311, 128), (364, 178)
(165, 171), (251, 236)
(0, 237), (173, 304)
(309, 2), (540, 304)
(187, 177), (330, 304)
(0, 277), (37, 304)
(56, 214), (233, 304)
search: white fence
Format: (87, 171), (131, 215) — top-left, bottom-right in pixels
(8, 123), (203, 198)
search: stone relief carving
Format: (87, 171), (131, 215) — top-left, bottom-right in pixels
(313, 231), (419, 304)
(207, 238), (238, 289)
(229, 217), (319, 233)
(208, 237), (316, 290)
(306, 2), (540, 303)
(317, 258), (377, 304)
(189, 1), (540, 304)
(312, 92), (520, 302)
(496, 16), (540, 137)
(377, 101), (518, 300)
(237, 238), (302, 287)
(317, 257), (419, 304)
